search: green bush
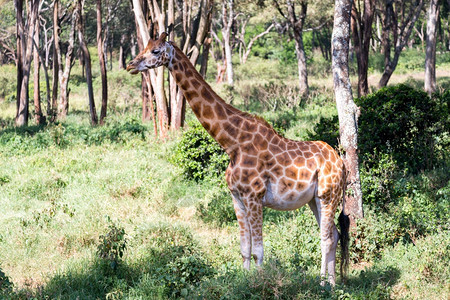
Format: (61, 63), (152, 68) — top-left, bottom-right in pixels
(196, 187), (236, 226)
(143, 224), (214, 298)
(356, 84), (442, 172)
(309, 85), (447, 173)
(0, 267), (12, 293)
(171, 121), (228, 182)
(305, 114), (339, 148)
(360, 151), (406, 208)
(97, 218), (127, 271)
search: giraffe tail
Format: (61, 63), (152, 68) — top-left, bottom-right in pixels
(338, 210), (350, 282)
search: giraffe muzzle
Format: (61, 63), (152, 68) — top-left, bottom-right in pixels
(126, 62), (140, 75)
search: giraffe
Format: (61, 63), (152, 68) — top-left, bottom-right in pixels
(127, 33), (350, 286)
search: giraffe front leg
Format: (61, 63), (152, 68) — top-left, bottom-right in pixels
(249, 201), (264, 266)
(232, 196), (252, 270)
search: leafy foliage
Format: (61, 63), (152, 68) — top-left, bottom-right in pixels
(141, 224), (214, 298)
(356, 84), (444, 172)
(171, 121), (228, 182)
(196, 187), (236, 226)
(0, 267), (12, 293)
(309, 85), (448, 173)
(306, 114), (339, 148)
(97, 218), (127, 271)
(359, 151), (405, 207)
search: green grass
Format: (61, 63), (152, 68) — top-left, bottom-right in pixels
(0, 107), (448, 299)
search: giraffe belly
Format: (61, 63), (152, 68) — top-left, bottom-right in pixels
(262, 180), (316, 211)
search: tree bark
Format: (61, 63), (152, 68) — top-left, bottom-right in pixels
(51, 0), (59, 120)
(15, 0), (24, 124)
(241, 24), (274, 64)
(222, 0), (234, 86)
(273, 0), (309, 99)
(131, 0), (168, 137)
(33, 16), (44, 124)
(351, 0), (375, 97)
(77, 0), (98, 125)
(58, 4), (76, 119)
(378, 0), (424, 87)
(16, 0), (39, 127)
(425, 0), (440, 95)
(97, 0), (108, 124)
(332, 0), (363, 223)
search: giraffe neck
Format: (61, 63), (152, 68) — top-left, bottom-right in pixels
(167, 44), (275, 152)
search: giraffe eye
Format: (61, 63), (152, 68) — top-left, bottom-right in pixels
(152, 49), (161, 55)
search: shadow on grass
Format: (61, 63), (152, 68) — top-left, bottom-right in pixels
(0, 255), (401, 299)
(199, 261), (401, 300)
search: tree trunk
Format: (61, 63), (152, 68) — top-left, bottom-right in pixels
(118, 34), (126, 70)
(351, 0), (375, 97)
(16, 0), (39, 127)
(97, 0), (108, 124)
(131, 0), (168, 137)
(51, 0), (59, 120)
(241, 24), (274, 64)
(379, 0), (424, 87)
(273, 0), (309, 98)
(77, 0), (98, 125)
(58, 4), (76, 119)
(33, 17), (44, 124)
(290, 1), (309, 99)
(222, 0), (234, 86)
(332, 0), (363, 223)
(15, 0), (24, 125)
(425, 0), (440, 95)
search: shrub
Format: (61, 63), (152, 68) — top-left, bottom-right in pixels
(171, 121), (228, 182)
(356, 84), (442, 172)
(97, 218), (127, 271)
(305, 114), (339, 148)
(308, 85), (447, 173)
(0, 267), (12, 293)
(196, 187), (236, 226)
(143, 224), (214, 298)
(359, 151), (406, 208)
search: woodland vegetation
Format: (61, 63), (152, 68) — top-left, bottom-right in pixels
(0, 0), (449, 299)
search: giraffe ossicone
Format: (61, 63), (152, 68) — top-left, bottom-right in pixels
(127, 32), (350, 286)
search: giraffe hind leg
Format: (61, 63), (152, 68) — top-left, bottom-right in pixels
(318, 200), (339, 286)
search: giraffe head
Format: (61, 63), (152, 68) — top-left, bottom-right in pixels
(126, 32), (174, 74)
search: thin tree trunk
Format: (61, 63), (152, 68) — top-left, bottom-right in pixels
(32, 31), (51, 122)
(51, 0), (59, 120)
(222, 0), (234, 86)
(332, 0), (363, 223)
(241, 23), (274, 64)
(15, 0), (24, 124)
(351, 0), (374, 97)
(289, 1), (308, 99)
(16, 0), (39, 127)
(273, 0), (309, 98)
(33, 17), (44, 124)
(118, 34), (126, 69)
(58, 4), (77, 119)
(425, 0), (440, 95)
(200, 37), (211, 77)
(97, 0), (108, 124)
(77, 0), (98, 125)
(379, 0), (424, 87)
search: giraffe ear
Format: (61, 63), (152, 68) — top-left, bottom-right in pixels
(158, 32), (167, 43)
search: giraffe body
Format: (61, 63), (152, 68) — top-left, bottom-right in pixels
(127, 33), (349, 285)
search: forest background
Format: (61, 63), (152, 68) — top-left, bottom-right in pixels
(0, 0), (449, 299)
